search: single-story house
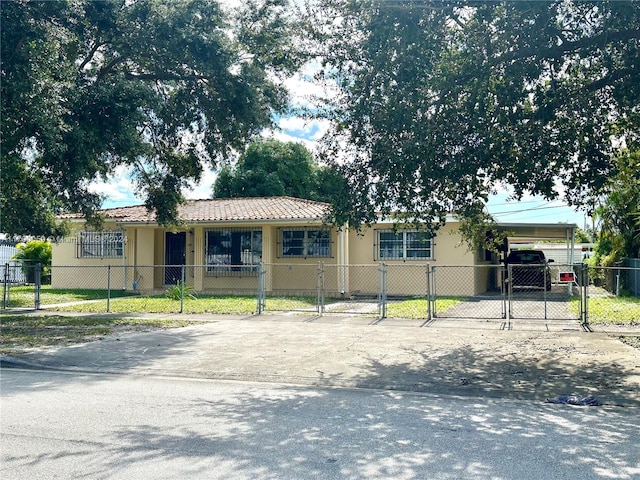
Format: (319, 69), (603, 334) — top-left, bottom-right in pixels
(51, 196), (578, 297)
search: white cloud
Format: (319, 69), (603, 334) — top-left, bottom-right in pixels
(277, 116), (330, 143)
(89, 166), (141, 208)
(185, 168), (218, 200)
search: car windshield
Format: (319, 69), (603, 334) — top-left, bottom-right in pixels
(509, 252), (544, 263)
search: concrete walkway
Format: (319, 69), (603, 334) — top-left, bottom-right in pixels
(2, 311), (639, 407)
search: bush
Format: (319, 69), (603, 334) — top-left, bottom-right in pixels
(12, 240), (52, 284)
(165, 281), (196, 301)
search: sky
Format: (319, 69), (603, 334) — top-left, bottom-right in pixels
(92, 61), (590, 229)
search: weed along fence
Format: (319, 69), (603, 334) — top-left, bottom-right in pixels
(3, 262), (639, 325)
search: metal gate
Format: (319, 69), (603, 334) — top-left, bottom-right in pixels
(506, 263), (585, 322)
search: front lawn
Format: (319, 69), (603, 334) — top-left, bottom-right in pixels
(52, 294), (319, 315)
(571, 296), (640, 325)
(0, 314), (200, 355)
(386, 297), (463, 319)
(2, 285), (138, 308)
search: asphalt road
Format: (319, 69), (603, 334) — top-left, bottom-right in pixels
(2, 369), (639, 480)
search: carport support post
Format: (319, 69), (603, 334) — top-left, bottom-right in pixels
(567, 227), (575, 296)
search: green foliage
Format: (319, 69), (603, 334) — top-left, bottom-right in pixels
(1, 0), (303, 236)
(165, 282), (197, 301)
(570, 296), (640, 325)
(12, 240), (52, 283)
(592, 150), (640, 264)
(2, 285), (138, 308)
(55, 294), (318, 315)
(308, 1), (640, 232)
(212, 138), (348, 203)
(574, 228), (592, 244)
(12, 240), (52, 265)
(455, 211), (510, 254)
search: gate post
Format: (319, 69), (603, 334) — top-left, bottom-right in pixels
(378, 263), (387, 319)
(107, 265), (112, 313)
(543, 264), (548, 320)
(317, 262), (325, 315)
(582, 264), (589, 327)
(256, 262), (265, 314)
(34, 262), (41, 310)
(426, 264), (432, 321)
(500, 265), (507, 319)
(2, 263), (8, 309)
(507, 264), (513, 323)
(179, 264), (186, 314)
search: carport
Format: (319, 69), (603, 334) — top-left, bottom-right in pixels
(430, 222), (584, 324)
(497, 222), (582, 322)
(497, 222), (579, 267)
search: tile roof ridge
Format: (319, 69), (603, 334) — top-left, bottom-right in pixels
(278, 195), (331, 206)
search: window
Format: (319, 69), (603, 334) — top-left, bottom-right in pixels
(376, 230), (432, 260)
(205, 228), (262, 275)
(280, 228), (331, 258)
(77, 231), (124, 258)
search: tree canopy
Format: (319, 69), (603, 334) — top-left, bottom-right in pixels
(307, 0), (640, 232)
(1, 0), (303, 236)
(212, 138), (348, 203)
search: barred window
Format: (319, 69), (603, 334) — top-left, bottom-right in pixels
(77, 231), (124, 258)
(205, 228), (262, 275)
(279, 228), (331, 258)
(376, 230), (432, 260)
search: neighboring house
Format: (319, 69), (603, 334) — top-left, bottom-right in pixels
(0, 241), (27, 283)
(510, 242), (595, 263)
(51, 196), (577, 297)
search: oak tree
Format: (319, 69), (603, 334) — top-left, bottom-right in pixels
(307, 0), (640, 234)
(212, 138), (348, 203)
(1, 0), (302, 236)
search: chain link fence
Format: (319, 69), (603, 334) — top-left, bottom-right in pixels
(3, 262), (639, 325)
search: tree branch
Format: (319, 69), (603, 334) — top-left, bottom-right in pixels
(497, 28), (640, 65)
(123, 71), (210, 82)
(78, 41), (106, 72)
(95, 55), (126, 82)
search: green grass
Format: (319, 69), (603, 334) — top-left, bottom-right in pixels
(570, 296), (640, 325)
(2, 285), (138, 308)
(0, 314), (200, 355)
(386, 297), (463, 319)
(51, 294), (320, 315)
(54, 294), (459, 318)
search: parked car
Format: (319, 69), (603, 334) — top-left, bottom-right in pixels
(505, 250), (553, 291)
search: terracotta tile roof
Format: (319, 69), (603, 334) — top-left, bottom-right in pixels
(59, 197), (331, 223)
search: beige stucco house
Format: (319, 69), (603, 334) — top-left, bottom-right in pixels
(52, 196), (497, 297)
(52, 196), (577, 297)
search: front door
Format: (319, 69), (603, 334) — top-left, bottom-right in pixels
(165, 232), (186, 285)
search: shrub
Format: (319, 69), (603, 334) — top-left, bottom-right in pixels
(12, 240), (52, 284)
(165, 281), (196, 301)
